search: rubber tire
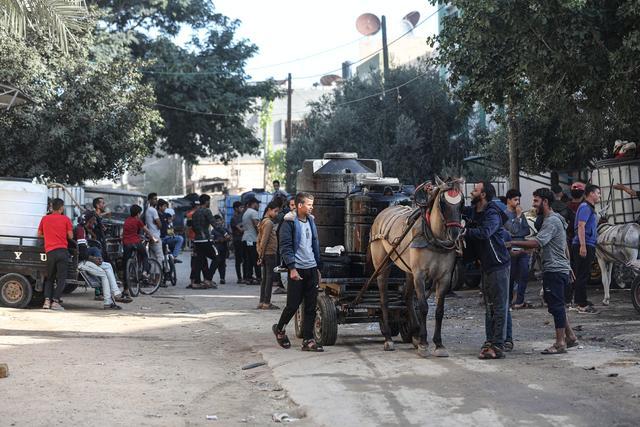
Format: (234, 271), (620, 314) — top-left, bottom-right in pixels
(126, 258), (140, 297)
(294, 304), (304, 338)
(168, 258), (177, 287)
(0, 273), (33, 308)
(139, 258), (163, 295)
(400, 298), (419, 343)
(451, 259), (465, 291)
(632, 278), (640, 315)
(62, 282), (78, 294)
(313, 294), (338, 346)
(378, 320), (400, 337)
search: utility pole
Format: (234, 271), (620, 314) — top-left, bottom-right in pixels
(286, 73), (292, 147)
(381, 16), (390, 77)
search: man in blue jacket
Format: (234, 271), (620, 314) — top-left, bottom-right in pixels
(273, 192), (324, 352)
(465, 182), (511, 359)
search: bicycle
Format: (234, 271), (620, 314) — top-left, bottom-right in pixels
(161, 241), (177, 287)
(125, 240), (162, 296)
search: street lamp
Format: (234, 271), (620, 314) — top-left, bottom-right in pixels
(0, 83), (32, 111)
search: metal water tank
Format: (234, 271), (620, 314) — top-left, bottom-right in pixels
(0, 178), (48, 246)
(296, 153), (383, 248)
(345, 178), (412, 277)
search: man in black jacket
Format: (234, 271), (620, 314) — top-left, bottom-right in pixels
(272, 192), (324, 352)
(465, 182), (511, 360)
(191, 194), (219, 289)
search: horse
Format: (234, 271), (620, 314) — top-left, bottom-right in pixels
(368, 177), (464, 358)
(596, 222), (640, 305)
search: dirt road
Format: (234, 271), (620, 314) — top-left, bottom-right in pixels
(1, 257), (639, 426)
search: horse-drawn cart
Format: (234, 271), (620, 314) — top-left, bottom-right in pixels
(294, 277), (417, 346)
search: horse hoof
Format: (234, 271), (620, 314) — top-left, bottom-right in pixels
(432, 347), (449, 358)
(602, 299), (610, 306)
(417, 345), (429, 358)
(384, 341), (395, 351)
(412, 337), (420, 349)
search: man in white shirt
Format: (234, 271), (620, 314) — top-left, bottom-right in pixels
(241, 197), (261, 284)
(145, 192), (164, 263)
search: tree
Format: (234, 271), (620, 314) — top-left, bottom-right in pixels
(286, 66), (471, 189)
(0, 0), (88, 53)
(0, 29), (161, 183)
(431, 1), (640, 180)
(93, 0), (278, 162)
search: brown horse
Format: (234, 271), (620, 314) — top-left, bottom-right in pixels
(369, 177), (464, 357)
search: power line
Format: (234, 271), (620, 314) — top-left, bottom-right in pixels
(154, 71), (431, 118)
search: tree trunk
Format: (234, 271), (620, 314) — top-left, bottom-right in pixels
(507, 106), (519, 191)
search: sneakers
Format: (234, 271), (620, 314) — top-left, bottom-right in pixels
(104, 303), (122, 310)
(577, 305), (598, 314)
(114, 294), (133, 303)
(174, 258), (183, 264)
(219, 279), (225, 285)
(272, 287), (287, 295)
(50, 301), (65, 311)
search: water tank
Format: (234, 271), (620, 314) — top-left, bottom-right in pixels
(0, 179), (48, 246)
(296, 153), (383, 248)
(345, 177), (412, 277)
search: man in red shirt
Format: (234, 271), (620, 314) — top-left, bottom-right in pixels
(37, 198), (73, 311)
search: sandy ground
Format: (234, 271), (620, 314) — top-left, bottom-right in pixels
(1, 255), (639, 426)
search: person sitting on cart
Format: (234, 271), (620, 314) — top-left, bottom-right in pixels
(122, 204), (158, 289)
(75, 211), (131, 309)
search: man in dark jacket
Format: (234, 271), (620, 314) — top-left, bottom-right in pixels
(273, 192), (324, 352)
(465, 182), (511, 359)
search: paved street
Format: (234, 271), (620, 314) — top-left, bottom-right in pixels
(2, 255), (640, 426)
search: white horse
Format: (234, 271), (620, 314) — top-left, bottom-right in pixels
(596, 222), (640, 305)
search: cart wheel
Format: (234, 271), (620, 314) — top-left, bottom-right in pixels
(0, 273), (33, 308)
(632, 278), (640, 315)
(400, 298), (419, 343)
(451, 259), (465, 291)
(62, 282), (78, 294)
(314, 294), (338, 346)
(378, 320), (400, 337)
(294, 304), (304, 338)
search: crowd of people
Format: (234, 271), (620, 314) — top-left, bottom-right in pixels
(35, 177), (618, 357)
(465, 181), (602, 359)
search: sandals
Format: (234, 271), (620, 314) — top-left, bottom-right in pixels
(301, 339), (324, 352)
(504, 341), (514, 352)
(272, 324), (291, 349)
(541, 343), (567, 355)
(566, 338), (580, 348)
(258, 303), (280, 310)
(513, 302), (533, 310)
(478, 343), (505, 360)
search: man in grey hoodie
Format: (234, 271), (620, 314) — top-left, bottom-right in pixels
(509, 188), (579, 354)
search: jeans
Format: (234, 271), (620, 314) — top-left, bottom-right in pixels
(44, 248), (68, 301)
(242, 241), (260, 281)
(79, 261), (121, 305)
(543, 271), (569, 329)
(510, 252), (530, 305)
(194, 241), (218, 281)
(211, 246), (227, 281)
(570, 244), (595, 306)
(162, 235), (184, 258)
(277, 267), (319, 341)
(482, 266), (510, 348)
(259, 254), (276, 304)
(233, 240), (244, 281)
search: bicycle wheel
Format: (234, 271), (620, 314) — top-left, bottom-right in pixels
(126, 258), (140, 297)
(139, 258), (162, 295)
(169, 257), (177, 286)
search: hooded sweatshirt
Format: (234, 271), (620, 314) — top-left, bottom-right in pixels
(534, 212), (571, 274)
(464, 201), (510, 273)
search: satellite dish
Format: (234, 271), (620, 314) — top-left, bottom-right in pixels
(403, 11), (420, 29)
(320, 75), (343, 86)
(356, 13), (381, 36)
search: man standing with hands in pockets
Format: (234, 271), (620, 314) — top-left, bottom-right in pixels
(272, 192), (324, 352)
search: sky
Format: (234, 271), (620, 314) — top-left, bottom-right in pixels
(210, 0), (439, 88)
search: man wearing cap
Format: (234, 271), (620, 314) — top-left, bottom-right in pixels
(242, 197), (261, 284)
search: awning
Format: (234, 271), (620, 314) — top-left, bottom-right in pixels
(0, 83), (32, 111)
